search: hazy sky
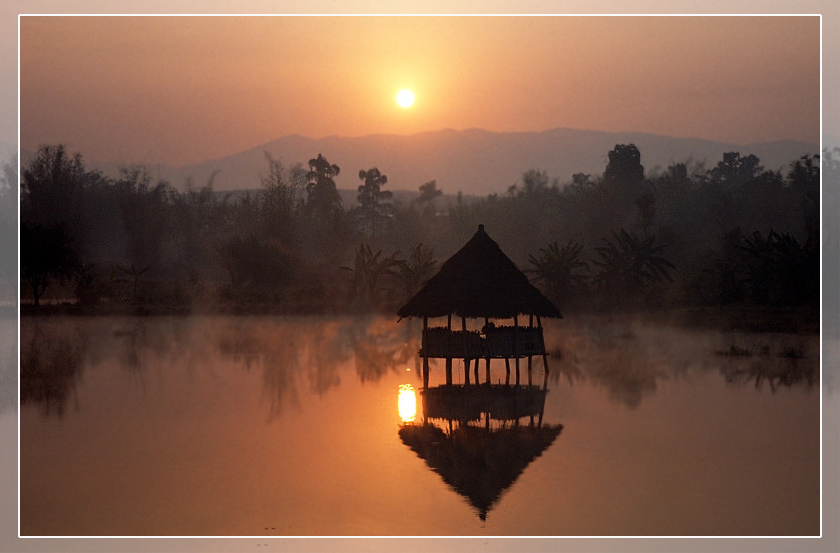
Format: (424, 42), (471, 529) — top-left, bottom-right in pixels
(19, 15), (821, 167)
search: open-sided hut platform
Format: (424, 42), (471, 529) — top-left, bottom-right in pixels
(397, 224), (562, 388)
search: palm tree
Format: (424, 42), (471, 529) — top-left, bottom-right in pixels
(305, 153), (342, 220)
(592, 229), (675, 306)
(356, 167), (393, 237)
(527, 240), (589, 308)
(342, 244), (404, 305)
(398, 243), (438, 299)
(742, 230), (818, 306)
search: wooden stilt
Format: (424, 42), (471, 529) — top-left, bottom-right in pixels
(422, 317), (429, 388)
(528, 355), (533, 386)
(462, 316), (469, 385)
(514, 315), (520, 385)
(485, 357), (490, 384)
(505, 358), (511, 385)
(445, 358), (453, 385)
(473, 360), (479, 384)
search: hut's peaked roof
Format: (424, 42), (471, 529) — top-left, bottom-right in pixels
(399, 423), (563, 521)
(397, 224), (562, 319)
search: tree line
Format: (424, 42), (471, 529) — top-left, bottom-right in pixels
(11, 142), (827, 318)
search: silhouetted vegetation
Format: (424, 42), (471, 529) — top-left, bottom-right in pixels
(14, 142), (824, 330)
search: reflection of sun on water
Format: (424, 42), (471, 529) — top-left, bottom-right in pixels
(398, 383), (416, 423)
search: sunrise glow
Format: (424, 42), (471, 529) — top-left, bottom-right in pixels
(396, 89), (415, 108)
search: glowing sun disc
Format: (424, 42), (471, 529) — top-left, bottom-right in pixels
(396, 89), (415, 108)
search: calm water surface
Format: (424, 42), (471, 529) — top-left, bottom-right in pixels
(19, 315), (819, 536)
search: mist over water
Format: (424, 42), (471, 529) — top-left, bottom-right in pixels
(18, 314), (819, 536)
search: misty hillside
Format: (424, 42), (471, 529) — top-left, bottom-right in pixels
(86, 128), (818, 196)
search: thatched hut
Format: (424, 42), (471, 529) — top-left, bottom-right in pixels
(398, 224), (561, 388)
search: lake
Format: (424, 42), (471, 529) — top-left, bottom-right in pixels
(19, 314), (820, 536)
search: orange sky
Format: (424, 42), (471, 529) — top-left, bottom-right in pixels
(20, 15), (821, 167)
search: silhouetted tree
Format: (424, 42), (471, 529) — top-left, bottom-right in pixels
(708, 152), (763, 187)
(218, 234), (296, 290)
(342, 244), (403, 305)
(634, 191), (657, 238)
(115, 166), (171, 274)
(590, 144), (647, 235)
(786, 154), (820, 242)
(356, 167), (393, 237)
(398, 243), (438, 299)
(512, 168), (555, 197)
(21, 222), (79, 306)
(604, 144), (644, 191)
(742, 230), (818, 307)
(700, 227), (748, 305)
(260, 152), (305, 242)
(527, 240), (589, 309)
(305, 153), (342, 221)
(567, 172), (594, 194)
(21, 145), (86, 231)
(418, 179), (443, 205)
(171, 173), (230, 275)
(592, 229), (675, 307)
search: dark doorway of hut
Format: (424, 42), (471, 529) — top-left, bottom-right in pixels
(397, 224), (564, 521)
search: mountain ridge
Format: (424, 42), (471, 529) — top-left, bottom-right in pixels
(80, 128), (820, 196)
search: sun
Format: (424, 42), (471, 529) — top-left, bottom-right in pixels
(396, 89), (415, 108)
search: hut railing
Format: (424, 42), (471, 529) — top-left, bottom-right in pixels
(422, 326), (545, 358)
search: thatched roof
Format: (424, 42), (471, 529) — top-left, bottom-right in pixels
(397, 224), (562, 319)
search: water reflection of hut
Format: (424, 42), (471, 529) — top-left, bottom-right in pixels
(397, 224), (562, 388)
(399, 384), (562, 521)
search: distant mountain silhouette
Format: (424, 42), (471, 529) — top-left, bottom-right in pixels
(93, 128), (819, 196)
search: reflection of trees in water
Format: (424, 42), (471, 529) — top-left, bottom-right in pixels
(20, 321), (88, 417)
(215, 318), (303, 420)
(717, 344), (817, 392)
(19, 315), (423, 420)
(215, 316), (421, 420)
(260, 327), (304, 420)
(542, 317), (817, 408)
(546, 321), (670, 409)
(350, 316), (420, 383)
(103, 318), (213, 394)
